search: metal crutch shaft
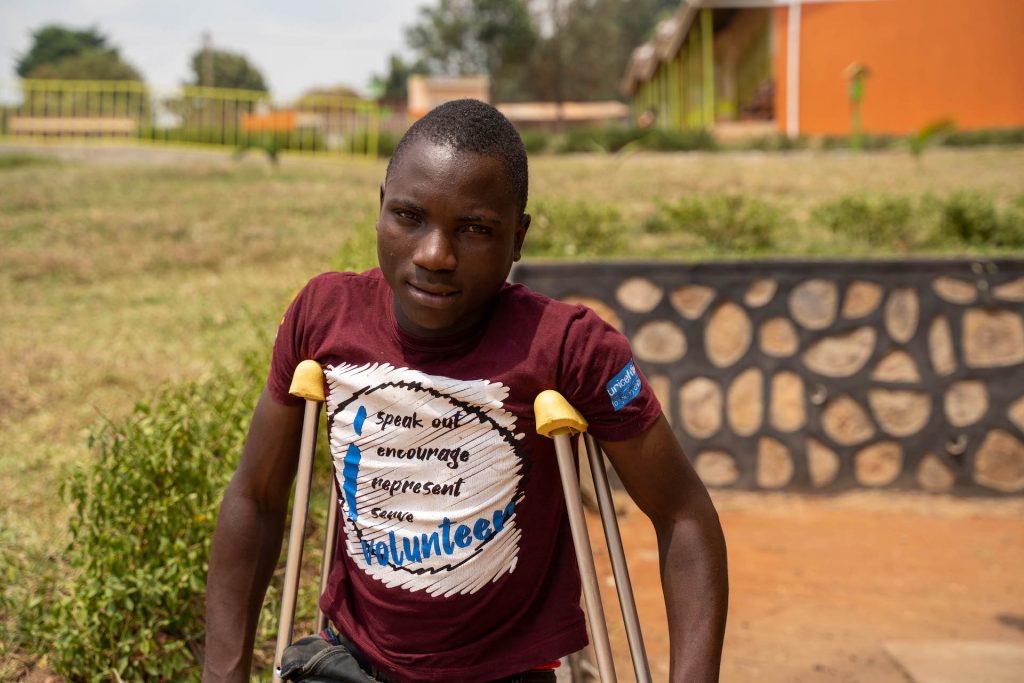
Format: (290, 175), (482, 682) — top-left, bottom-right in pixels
(316, 484), (339, 633)
(535, 391), (617, 683)
(273, 360), (325, 683)
(551, 430), (618, 683)
(584, 433), (652, 683)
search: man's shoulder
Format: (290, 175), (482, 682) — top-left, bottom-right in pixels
(499, 282), (615, 335)
(498, 282), (587, 320)
(301, 268), (385, 300)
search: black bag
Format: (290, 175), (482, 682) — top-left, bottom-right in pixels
(279, 634), (380, 683)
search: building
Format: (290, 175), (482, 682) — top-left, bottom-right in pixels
(497, 101), (631, 131)
(622, 0), (1024, 138)
(407, 75), (490, 120)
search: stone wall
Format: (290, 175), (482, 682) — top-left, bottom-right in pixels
(511, 259), (1024, 495)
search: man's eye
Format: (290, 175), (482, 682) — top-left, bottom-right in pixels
(394, 209), (419, 222)
(465, 224), (491, 235)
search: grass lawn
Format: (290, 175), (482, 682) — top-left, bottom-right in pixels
(0, 143), (1022, 676)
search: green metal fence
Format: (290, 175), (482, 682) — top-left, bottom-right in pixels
(0, 79), (380, 158)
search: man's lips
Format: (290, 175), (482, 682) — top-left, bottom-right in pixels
(405, 281), (461, 307)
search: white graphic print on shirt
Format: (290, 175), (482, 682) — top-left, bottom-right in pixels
(325, 362), (525, 597)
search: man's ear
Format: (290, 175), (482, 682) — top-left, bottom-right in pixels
(513, 213), (531, 262)
(379, 182), (386, 208)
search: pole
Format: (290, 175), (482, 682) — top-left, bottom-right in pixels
(786, 1), (802, 138)
(583, 434), (652, 682)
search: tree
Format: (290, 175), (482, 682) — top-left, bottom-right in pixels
(24, 50), (143, 81)
(369, 55), (430, 102)
(189, 46), (268, 91)
(16, 24), (142, 81)
(527, 0), (678, 103)
(297, 84), (363, 106)
(405, 0), (537, 101)
(394, 0), (676, 103)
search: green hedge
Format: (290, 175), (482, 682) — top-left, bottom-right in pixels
(645, 195), (781, 252)
(6, 354), (268, 681)
(556, 125), (716, 154)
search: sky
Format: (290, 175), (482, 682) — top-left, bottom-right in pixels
(0, 0), (431, 100)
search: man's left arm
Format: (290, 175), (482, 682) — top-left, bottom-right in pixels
(599, 414), (728, 683)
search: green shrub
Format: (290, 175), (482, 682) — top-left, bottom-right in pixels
(524, 199), (628, 257)
(0, 153), (58, 170)
(740, 134), (810, 152)
(518, 130), (550, 155)
(376, 130), (400, 159)
(556, 126), (717, 154)
(938, 192), (1000, 244)
(812, 195), (924, 249)
(644, 194), (780, 251)
(941, 127), (1024, 148)
(820, 133), (898, 151)
(557, 126), (646, 154)
(33, 355), (267, 682)
(140, 127), (328, 152)
(1007, 196), (1024, 247)
(938, 192), (1024, 247)
(638, 127), (717, 152)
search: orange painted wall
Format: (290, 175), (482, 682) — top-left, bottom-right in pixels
(773, 0), (1024, 136)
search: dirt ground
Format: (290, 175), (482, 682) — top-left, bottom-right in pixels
(588, 490), (1024, 682)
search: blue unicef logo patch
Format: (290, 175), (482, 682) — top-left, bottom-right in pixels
(606, 359), (642, 411)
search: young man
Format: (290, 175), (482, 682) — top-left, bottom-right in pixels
(204, 99), (727, 682)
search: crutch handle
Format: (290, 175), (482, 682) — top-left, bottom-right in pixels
(289, 359), (326, 402)
(535, 389), (588, 437)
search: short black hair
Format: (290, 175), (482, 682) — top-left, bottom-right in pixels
(385, 99), (529, 215)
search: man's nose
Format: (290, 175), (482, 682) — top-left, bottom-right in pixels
(412, 227), (457, 271)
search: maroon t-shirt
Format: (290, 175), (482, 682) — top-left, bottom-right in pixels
(268, 269), (661, 683)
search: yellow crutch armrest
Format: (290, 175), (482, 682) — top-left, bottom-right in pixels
(534, 390), (588, 438)
(289, 360), (325, 402)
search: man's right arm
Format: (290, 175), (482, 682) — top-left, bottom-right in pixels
(203, 387), (306, 682)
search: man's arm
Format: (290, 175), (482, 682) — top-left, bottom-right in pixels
(204, 387), (306, 682)
(600, 414), (728, 683)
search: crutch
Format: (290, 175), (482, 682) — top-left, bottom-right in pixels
(273, 360), (326, 683)
(535, 390), (652, 683)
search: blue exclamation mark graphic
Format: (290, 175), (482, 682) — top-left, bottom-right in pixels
(343, 405), (366, 521)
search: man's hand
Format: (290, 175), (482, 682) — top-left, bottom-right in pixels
(601, 415), (728, 683)
(203, 388), (306, 682)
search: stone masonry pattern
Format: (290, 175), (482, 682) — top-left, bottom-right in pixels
(512, 260), (1024, 495)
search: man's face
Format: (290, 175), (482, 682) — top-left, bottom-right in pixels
(377, 139), (529, 339)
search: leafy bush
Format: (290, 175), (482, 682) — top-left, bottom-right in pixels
(518, 130), (550, 155)
(557, 126), (647, 154)
(638, 127), (717, 152)
(140, 127), (328, 152)
(820, 133), (899, 151)
(644, 194), (780, 251)
(938, 192), (1024, 247)
(812, 195), (924, 250)
(376, 130), (400, 159)
(740, 134), (810, 152)
(524, 199), (628, 257)
(556, 126), (718, 154)
(906, 119), (957, 158)
(940, 127), (1024, 148)
(0, 153), (58, 170)
(26, 355), (267, 681)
